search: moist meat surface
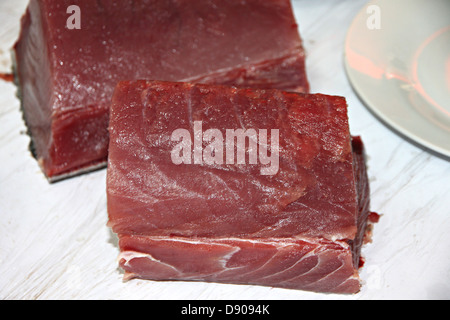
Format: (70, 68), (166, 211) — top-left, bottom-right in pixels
(118, 235), (361, 294)
(108, 81), (357, 241)
(107, 81), (374, 294)
(14, 0), (309, 180)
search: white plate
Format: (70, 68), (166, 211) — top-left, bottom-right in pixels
(345, 0), (450, 157)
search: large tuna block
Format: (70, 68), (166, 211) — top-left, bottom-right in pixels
(107, 81), (375, 294)
(14, 0), (309, 182)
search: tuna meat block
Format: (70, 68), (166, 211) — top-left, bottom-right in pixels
(107, 81), (375, 294)
(14, 0), (309, 182)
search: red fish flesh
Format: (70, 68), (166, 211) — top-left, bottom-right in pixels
(118, 236), (361, 294)
(107, 81), (375, 294)
(13, 0), (309, 181)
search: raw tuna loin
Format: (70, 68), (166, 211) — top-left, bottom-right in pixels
(13, 0), (309, 181)
(107, 81), (376, 294)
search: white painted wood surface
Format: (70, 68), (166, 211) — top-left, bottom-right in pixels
(1, 0), (449, 300)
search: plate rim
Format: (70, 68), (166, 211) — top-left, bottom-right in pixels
(344, 0), (450, 159)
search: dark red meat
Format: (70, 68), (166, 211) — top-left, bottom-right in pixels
(0, 73), (14, 82)
(14, 0), (309, 181)
(119, 236), (361, 294)
(107, 81), (375, 294)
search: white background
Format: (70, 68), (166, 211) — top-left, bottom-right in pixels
(1, 0), (449, 300)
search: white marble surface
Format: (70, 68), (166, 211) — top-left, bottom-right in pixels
(1, 0), (449, 300)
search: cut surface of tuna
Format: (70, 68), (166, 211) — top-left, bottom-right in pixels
(14, 0), (309, 181)
(119, 236), (361, 294)
(107, 81), (375, 294)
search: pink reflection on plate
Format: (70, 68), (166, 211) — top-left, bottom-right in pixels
(411, 26), (450, 118)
